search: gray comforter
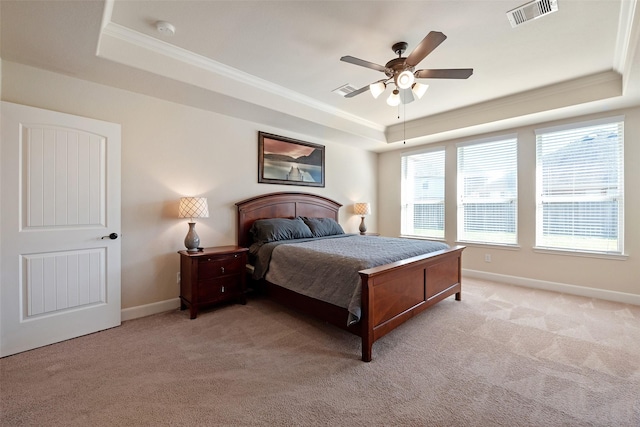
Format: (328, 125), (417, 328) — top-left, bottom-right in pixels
(250, 235), (449, 325)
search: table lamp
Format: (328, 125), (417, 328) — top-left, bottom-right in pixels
(354, 202), (371, 235)
(178, 197), (209, 252)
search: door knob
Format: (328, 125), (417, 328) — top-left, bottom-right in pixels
(101, 233), (119, 240)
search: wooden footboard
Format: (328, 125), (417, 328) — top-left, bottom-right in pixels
(259, 245), (464, 362)
(359, 245), (464, 362)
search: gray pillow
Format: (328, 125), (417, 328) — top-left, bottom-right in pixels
(250, 217), (313, 244)
(301, 217), (345, 237)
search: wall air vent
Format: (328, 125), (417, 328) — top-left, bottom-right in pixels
(332, 84), (358, 97)
(507, 0), (558, 28)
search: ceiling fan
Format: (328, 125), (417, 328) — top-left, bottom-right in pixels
(340, 31), (473, 106)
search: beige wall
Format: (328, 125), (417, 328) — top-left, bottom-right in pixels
(379, 107), (640, 298)
(3, 59), (637, 309)
(1, 61), (378, 309)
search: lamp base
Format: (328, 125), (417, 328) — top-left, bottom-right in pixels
(359, 216), (367, 234)
(184, 222), (200, 252)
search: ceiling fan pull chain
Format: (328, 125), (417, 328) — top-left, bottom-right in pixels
(403, 103), (406, 144)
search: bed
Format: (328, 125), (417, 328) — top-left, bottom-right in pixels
(236, 192), (464, 362)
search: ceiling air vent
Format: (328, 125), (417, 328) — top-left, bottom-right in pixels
(332, 84), (358, 97)
(507, 0), (558, 28)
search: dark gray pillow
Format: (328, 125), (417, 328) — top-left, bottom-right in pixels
(250, 217), (313, 244)
(301, 217), (345, 237)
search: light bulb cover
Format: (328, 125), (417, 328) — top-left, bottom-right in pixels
(396, 70), (415, 89)
(412, 82), (429, 99)
(369, 81), (386, 99)
(386, 89), (401, 107)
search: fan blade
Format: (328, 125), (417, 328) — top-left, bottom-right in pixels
(405, 31), (447, 67)
(400, 88), (415, 104)
(340, 56), (387, 73)
(415, 68), (474, 79)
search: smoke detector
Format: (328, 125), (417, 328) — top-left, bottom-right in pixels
(156, 21), (176, 36)
(507, 0), (558, 28)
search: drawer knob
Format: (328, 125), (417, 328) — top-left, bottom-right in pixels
(221, 266), (225, 274)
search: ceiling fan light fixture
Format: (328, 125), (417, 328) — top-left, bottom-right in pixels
(386, 89), (401, 107)
(412, 82), (429, 99)
(369, 81), (386, 99)
(396, 70), (415, 89)
(340, 31), (473, 108)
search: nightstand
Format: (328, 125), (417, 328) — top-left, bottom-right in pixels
(360, 232), (380, 236)
(178, 246), (249, 319)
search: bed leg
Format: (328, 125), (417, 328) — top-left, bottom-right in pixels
(455, 290), (462, 301)
(362, 341), (372, 362)
(361, 274), (374, 362)
(361, 330), (373, 362)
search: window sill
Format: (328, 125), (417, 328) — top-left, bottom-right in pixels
(454, 241), (521, 251)
(532, 247), (628, 260)
(399, 235), (446, 243)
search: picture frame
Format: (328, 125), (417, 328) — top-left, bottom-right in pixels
(258, 132), (325, 187)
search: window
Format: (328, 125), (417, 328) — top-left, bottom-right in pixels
(535, 117), (624, 254)
(457, 137), (518, 245)
(401, 148), (445, 239)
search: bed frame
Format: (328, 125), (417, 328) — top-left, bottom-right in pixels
(236, 192), (464, 362)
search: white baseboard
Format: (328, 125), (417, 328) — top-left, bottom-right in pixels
(121, 298), (181, 322)
(463, 269), (640, 306)
(120, 271), (639, 321)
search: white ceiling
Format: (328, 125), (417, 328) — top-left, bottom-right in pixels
(1, 0), (639, 152)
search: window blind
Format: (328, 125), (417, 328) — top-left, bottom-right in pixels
(457, 137), (518, 245)
(401, 149), (445, 239)
(535, 118), (624, 253)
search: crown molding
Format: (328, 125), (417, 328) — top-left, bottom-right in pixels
(613, 0), (638, 73)
(385, 70), (622, 144)
(99, 21), (384, 133)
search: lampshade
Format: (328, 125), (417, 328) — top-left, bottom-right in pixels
(354, 202), (371, 216)
(396, 70), (415, 89)
(386, 89), (401, 107)
(369, 81), (386, 99)
(412, 82), (429, 99)
(178, 197), (209, 221)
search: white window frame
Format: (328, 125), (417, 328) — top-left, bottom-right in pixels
(456, 135), (518, 246)
(535, 116), (624, 255)
(401, 147), (446, 240)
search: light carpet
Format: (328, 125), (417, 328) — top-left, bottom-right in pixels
(1, 278), (639, 426)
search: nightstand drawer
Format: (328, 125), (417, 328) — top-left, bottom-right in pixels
(198, 275), (242, 302)
(198, 254), (244, 279)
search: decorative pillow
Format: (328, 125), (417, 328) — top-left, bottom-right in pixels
(250, 217), (313, 244)
(301, 217), (345, 237)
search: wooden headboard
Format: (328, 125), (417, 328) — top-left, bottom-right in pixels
(235, 192), (342, 248)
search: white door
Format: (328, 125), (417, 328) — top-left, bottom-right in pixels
(1, 102), (121, 357)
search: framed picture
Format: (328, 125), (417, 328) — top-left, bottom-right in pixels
(258, 132), (325, 187)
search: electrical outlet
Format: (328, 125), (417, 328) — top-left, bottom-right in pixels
(484, 254), (492, 263)
(176, 272), (181, 284)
